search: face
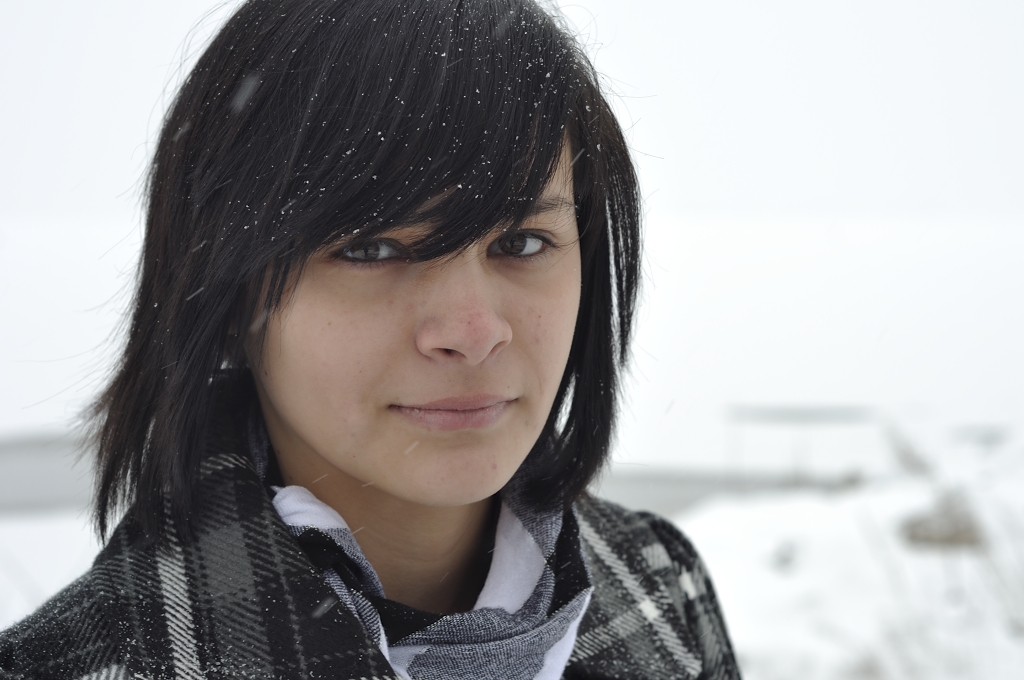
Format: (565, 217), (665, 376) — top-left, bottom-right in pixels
(251, 148), (581, 508)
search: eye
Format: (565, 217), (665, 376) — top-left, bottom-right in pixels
(341, 240), (401, 262)
(493, 232), (547, 257)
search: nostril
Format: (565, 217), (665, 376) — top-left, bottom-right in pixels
(415, 310), (513, 364)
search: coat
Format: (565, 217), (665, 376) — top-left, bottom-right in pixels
(0, 431), (741, 679)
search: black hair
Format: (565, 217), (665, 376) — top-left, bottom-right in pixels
(90, 0), (641, 540)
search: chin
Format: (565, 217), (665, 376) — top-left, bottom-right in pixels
(397, 457), (523, 507)
(408, 486), (500, 508)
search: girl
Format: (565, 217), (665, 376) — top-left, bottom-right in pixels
(0, 1), (739, 678)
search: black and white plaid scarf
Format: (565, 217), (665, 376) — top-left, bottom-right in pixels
(247, 416), (593, 680)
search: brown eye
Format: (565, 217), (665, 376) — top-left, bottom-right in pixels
(496, 232), (545, 256)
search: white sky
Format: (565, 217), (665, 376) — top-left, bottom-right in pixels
(1, 1), (1021, 470)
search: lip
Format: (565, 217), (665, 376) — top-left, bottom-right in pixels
(391, 395), (514, 431)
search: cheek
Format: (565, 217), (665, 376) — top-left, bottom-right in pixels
(525, 296), (576, 357)
(260, 287), (409, 425)
(517, 262), (582, 392)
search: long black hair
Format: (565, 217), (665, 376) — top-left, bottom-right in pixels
(90, 0), (641, 540)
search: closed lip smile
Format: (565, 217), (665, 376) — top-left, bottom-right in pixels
(391, 395), (514, 430)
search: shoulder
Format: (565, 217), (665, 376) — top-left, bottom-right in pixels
(575, 493), (704, 571)
(567, 494), (741, 680)
(0, 551), (129, 679)
(574, 493), (710, 616)
(1, 450), (395, 680)
(575, 495), (720, 608)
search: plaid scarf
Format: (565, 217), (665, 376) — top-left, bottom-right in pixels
(248, 416), (594, 680)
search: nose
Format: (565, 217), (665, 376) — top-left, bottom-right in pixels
(414, 253), (513, 365)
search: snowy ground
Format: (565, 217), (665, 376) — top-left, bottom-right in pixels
(677, 448), (1024, 679)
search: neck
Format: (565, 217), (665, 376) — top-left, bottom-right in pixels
(279, 456), (496, 614)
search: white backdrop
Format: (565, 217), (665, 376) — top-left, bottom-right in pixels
(1, 0), (1021, 471)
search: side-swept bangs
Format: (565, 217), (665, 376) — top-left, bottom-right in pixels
(91, 0), (641, 539)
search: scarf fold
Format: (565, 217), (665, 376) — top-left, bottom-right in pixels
(247, 414), (593, 680)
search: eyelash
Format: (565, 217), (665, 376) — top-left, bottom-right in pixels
(336, 239), (404, 267)
(334, 232), (555, 266)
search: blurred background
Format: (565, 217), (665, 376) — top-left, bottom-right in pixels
(1, 1), (1022, 677)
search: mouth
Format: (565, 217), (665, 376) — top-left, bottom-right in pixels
(390, 395), (514, 431)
